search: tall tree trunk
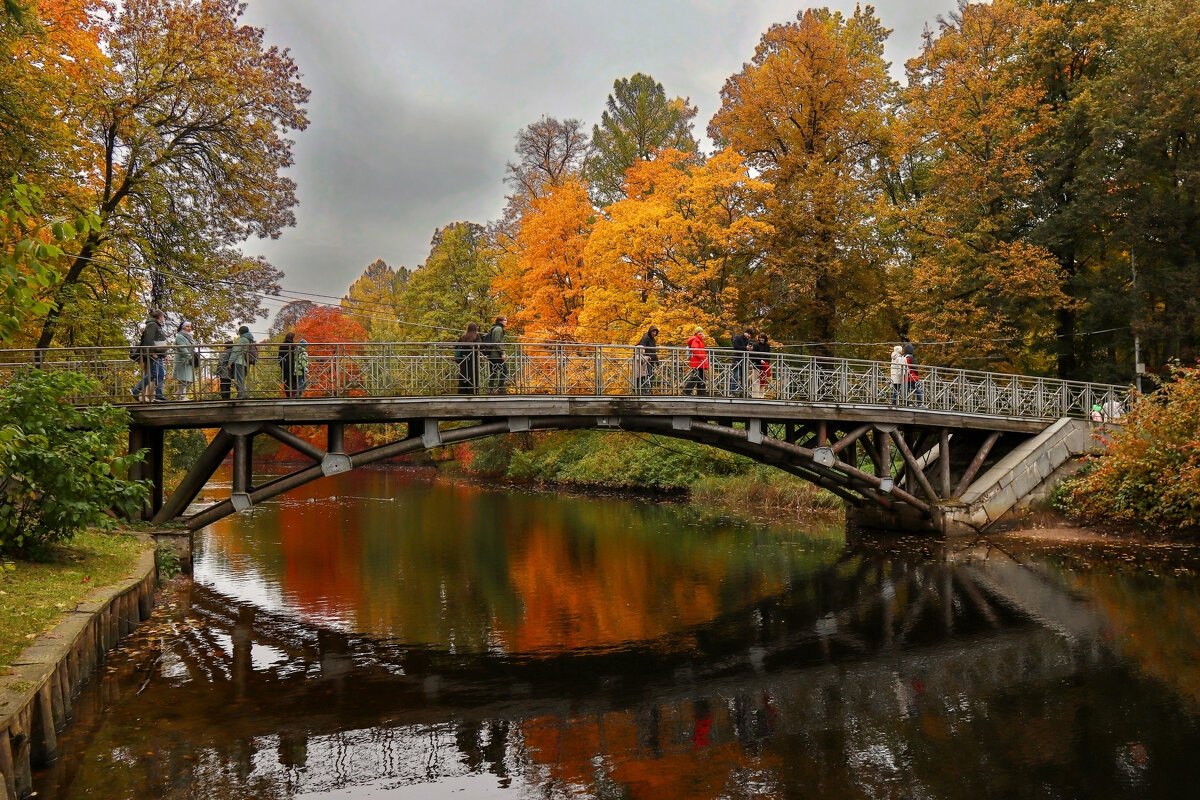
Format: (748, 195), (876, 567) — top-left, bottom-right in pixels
(34, 235), (99, 357)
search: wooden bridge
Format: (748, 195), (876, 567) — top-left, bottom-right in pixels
(1, 341), (1129, 535)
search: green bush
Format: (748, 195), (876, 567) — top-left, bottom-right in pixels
(468, 430), (751, 490)
(0, 369), (148, 555)
(1057, 362), (1200, 533)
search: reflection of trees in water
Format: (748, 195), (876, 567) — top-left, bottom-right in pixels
(200, 470), (842, 653)
(42, 545), (1200, 799)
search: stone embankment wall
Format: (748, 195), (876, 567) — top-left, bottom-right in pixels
(0, 540), (159, 800)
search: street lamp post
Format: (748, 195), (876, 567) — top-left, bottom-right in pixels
(1132, 251), (1143, 394)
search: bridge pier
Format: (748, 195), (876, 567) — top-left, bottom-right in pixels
(850, 419), (1097, 536)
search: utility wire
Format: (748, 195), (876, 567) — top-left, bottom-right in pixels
(45, 249), (1140, 349)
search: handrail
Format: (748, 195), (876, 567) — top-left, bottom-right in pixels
(0, 341), (1131, 421)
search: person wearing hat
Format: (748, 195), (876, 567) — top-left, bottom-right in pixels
(684, 326), (709, 396)
(229, 325), (255, 399)
(889, 344), (907, 405)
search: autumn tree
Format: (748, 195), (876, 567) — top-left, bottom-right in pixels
(269, 299), (316, 338)
(292, 305), (368, 350)
(1073, 0), (1200, 372)
(341, 258), (408, 340)
(396, 222), (498, 340)
(504, 116), (591, 204)
(578, 149), (772, 343)
(493, 179), (594, 339)
(31, 0), (308, 350)
(709, 7), (896, 353)
(0, 0), (107, 192)
(583, 73), (699, 205)
(891, 0), (1068, 372)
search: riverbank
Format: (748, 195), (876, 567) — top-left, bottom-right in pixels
(0, 531), (152, 672)
(1, 532), (158, 799)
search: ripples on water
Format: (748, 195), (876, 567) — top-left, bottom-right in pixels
(33, 467), (1200, 799)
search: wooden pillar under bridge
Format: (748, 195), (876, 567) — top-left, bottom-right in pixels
(940, 429), (952, 498)
(148, 427), (164, 517)
(128, 426), (145, 520)
(231, 432), (255, 511)
(327, 423), (345, 454)
(127, 426), (164, 520)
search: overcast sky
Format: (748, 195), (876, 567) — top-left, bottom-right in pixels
(237, 0), (959, 323)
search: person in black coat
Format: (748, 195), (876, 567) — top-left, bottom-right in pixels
(730, 325), (754, 396)
(634, 325), (660, 393)
(131, 309), (167, 402)
(455, 323), (482, 394)
(278, 332), (298, 398)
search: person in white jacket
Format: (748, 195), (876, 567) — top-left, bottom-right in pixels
(890, 345), (907, 405)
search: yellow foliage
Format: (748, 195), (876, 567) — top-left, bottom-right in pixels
(578, 149), (772, 345)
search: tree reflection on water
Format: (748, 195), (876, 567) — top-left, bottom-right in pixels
(34, 469), (1200, 799)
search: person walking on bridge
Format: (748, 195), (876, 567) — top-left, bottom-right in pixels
(131, 309), (167, 403)
(455, 323), (481, 394)
(751, 332), (771, 398)
(730, 325), (754, 396)
(903, 342), (924, 405)
(230, 325), (254, 399)
(278, 332), (299, 398)
(684, 327), (709, 396)
(634, 325), (660, 394)
(172, 320), (198, 400)
(484, 316), (508, 394)
(889, 345), (906, 405)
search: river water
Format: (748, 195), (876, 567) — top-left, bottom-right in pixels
(32, 467), (1200, 799)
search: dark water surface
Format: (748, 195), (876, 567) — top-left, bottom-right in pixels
(33, 468), (1200, 799)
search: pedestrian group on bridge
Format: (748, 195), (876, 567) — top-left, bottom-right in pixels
(130, 309), (932, 405)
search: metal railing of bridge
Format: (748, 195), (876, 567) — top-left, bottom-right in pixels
(0, 341), (1130, 421)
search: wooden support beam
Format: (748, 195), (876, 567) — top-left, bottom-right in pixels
(817, 420), (827, 448)
(262, 423), (326, 462)
(127, 426), (146, 520)
(939, 429), (952, 497)
(889, 430), (939, 503)
(831, 424), (870, 454)
(953, 431), (1001, 497)
(151, 429), (235, 524)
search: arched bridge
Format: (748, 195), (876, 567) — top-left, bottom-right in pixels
(1, 341), (1129, 534)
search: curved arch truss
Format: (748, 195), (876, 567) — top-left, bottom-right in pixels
(149, 414), (1020, 532)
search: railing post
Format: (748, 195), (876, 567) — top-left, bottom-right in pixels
(595, 346), (603, 395)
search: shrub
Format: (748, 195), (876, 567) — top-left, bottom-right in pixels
(1057, 362), (1200, 533)
(0, 369), (148, 555)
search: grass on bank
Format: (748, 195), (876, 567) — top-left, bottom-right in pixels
(692, 468), (844, 517)
(0, 530), (151, 671)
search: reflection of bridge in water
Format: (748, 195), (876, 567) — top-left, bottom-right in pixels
(38, 546), (1126, 798)
(3, 342), (1128, 534)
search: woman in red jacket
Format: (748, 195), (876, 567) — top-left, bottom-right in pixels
(684, 327), (709, 396)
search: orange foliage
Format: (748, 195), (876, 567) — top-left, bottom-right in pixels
(493, 178), (594, 339)
(291, 305), (369, 350)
